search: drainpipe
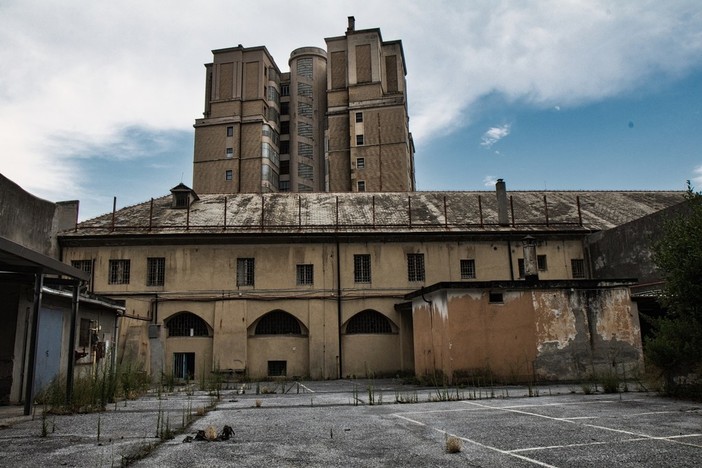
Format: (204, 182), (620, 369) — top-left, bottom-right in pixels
(336, 239), (343, 379)
(65, 280), (80, 404)
(24, 271), (44, 415)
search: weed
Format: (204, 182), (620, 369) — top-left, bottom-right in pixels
(445, 435), (462, 453)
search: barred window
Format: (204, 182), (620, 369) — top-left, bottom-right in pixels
(571, 259), (586, 279)
(296, 264), (314, 285)
(108, 259), (130, 284)
(355, 112), (363, 123)
(460, 259), (476, 279)
(356, 157), (365, 169)
(268, 360), (287, 376)
(71, 259), (92, 289)
(346, 310), (392, 334)
(407, 253), (425, 282)
(237, 258), (255, 286)
(354, 254), (371, 283)
(357, 180), (366, 192)
(356, 134), (364, 146)
(147, 257), (165, 286)
(166, 312), (209, 337)
(225, 170), (233, 181)
(255, 310), (301, 335)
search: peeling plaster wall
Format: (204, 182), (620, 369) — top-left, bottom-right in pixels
(412, 285), (642, 383)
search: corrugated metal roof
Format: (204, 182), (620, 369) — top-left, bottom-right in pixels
(62, 190), (685, 237)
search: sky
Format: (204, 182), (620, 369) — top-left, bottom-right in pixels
(1, 0), (702, 220)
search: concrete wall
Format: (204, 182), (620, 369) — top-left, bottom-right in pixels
(0, 173), (78, 256)
(587, 201), (688, 283)
(412, 283), (642, 383)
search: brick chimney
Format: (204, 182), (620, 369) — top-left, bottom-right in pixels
(496, 179), (509, 226)
(347, 16), (356, 32)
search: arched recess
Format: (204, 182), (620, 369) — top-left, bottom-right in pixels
(249, 310), (309, 336)
(165, 311), (212, 337)
(342, 309), (401, 378)
(163, 311), (213, 381)
(343, 309), (396, 334)
(247, 310), (309, 379)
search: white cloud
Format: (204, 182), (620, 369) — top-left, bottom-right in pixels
(481, 124), (512, 149)
(1, 0), (702, 202)
(692, 165), (702, 187)
(483, 175), (498, 187)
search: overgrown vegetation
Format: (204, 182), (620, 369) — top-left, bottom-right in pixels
(647, 183), (702, 398)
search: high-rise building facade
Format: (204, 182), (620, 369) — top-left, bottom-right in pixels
(192, 18), (415, 194)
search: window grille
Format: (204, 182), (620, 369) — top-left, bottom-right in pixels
(174, 352), (195, 380)
(72, 259), (93, 290)
(147, 257), (165, 286)
(355, 112), (363, 123)
(255, 311), (302, 335)
(346, 310), (392, 334)
(296, 264), (314, 285)
(108, 259), (130, 284)
(354, 254), (371, 283)
(407, 253), (425, 282)
(571, 259), (586, 279)
(460, 259), (476, 279)
(166, 312), (209, 337)
(268, 360), (287, 377)
(357, 181), (366, 192)
(237, 258), (255, 286)
(356, 158), (365, 169)
(356, 134), (364, 145)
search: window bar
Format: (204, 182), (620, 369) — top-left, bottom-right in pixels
(111, 196), (116, 232)
(543, 195), (549, 226)
(223, 196), (227, 230)
(478, 195), (484, 228)
(149, 198), (154, 231)
(443, 195), (448, 227)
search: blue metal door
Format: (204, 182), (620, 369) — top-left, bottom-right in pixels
(34, 307), (64, 397)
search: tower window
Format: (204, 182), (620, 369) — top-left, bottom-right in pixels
(237, 258), (255, 286)
(357, 180), (366, 192)
(296, 264), (314, 285)
(226, 148), (233, 158)
(147, 257), (165, 286)
(356, 158), (365, 169)
(225, 170), (233, 181)
(355, 112), (363, 123)
(356, 134), (364, 146)
(460, 259), (476, 279)
(226, 126), (233, 137)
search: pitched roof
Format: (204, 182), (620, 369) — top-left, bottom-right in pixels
(61, 190), (685, 238)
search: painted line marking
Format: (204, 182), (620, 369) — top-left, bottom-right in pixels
(392, 413), (558, 467)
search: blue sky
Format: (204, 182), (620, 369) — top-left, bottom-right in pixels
(1, 1), (701, 220)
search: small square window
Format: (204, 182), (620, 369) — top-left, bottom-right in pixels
(460, 259), (475, 279)
(147, 257), (165, 286)
(296, 264), (314, 285)
(108, 259), (130, 285)
(489, 292), (504, 303)
(355, 112), (363, 123)
(225, 170), (233, 181)
(354, 254), (371, 283)
(407, 253), (425, 282)
(268, 360), (287, 377)
(356, 134), (364, 146)
(237, 258), (255, 286)
(571, 259), (586, 279)
(226, 148), (233, 158)
(357, 158), (365, 169)
(226, 126), (233, 137)
(357, 180), (366, 192)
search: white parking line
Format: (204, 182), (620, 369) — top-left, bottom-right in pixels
(392, 413), (559, 467)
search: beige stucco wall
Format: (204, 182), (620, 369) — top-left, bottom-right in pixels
(63, 236), (589, 381)
(412, 285), (642, 383)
